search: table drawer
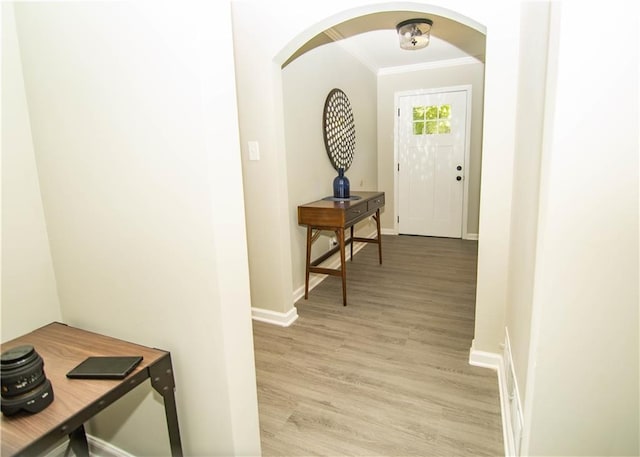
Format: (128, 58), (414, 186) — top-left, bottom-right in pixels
(345, 202), (368, 224)
(367, 194), (385, 212)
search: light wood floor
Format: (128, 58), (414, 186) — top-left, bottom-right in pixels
(253, 235), (503, 456)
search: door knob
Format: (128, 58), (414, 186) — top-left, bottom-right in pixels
(456, 176), (462, 181)
(456, 165), (462, 171)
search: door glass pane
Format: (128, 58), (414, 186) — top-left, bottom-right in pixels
(426, 121), (438, 134)
(438, 120), (451, 134)
(411, 104), (453, 135)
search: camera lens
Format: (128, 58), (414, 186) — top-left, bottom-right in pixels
(1, 345), (54, 415)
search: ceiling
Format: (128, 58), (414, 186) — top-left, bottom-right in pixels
(283, 11), (486, 72)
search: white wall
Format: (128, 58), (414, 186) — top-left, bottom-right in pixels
(282, 41), (378, 293)
(471, 2), (520, 354)
(377, 60), (485, 236)
(10, 1), (260, 455)
(522, 1), (639, 455)
(505, 1), (550, 406)
(231, 3), (294, 315)
(1, 2), (62, 342)
(232, 0), (522, 356)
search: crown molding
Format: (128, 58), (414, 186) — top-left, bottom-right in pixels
(324, 28), (380, 74)
(323, 28), (483, 76)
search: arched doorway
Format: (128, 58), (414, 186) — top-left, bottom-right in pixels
(276, 5), (486, 310)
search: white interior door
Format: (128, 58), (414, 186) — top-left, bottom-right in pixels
(397, 89), (468, 238)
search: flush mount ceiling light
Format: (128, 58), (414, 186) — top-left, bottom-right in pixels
(396, 18), (433, 50)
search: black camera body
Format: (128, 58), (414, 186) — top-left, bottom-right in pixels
(1, 345), (54, 416)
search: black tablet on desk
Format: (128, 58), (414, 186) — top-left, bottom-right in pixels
(66, 356), (143, 379)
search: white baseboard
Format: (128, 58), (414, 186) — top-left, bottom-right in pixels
(251, 306), (298, 327)
(292, 228), (378, 303)
(88, 436), (135, 457)
(468, 333), (522, 457)
(469, 340), (513, 457)
(468, 345), (501, 370)
(45, 434), (133, 457)
(384, 229), (476, 239)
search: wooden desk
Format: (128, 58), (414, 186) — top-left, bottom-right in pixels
(1, 322), (182, 457)
(298, 191), (385, 306)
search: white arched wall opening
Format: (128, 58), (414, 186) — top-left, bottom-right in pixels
(231, 0), (520, 355)
(275, 2), (487, 318)
(274, 4), (486, 64)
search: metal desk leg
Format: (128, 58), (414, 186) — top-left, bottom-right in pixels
(68, 424), (90, 457)
(150, 355), (183, 457)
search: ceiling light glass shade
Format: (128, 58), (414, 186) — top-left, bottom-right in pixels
(396, 18), (433, 50)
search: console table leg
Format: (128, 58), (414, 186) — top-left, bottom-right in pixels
(150, 355), (183, 457)
(338, 228), (347, 306)
(305, 226), (312, 299)
(68, 424), (90, 457)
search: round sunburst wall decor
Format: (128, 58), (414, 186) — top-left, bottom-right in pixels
(322, 88), (355, 171)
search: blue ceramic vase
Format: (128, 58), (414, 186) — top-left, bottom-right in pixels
(333, 168), (350, 199)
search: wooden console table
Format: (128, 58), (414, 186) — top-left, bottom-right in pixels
(1, 322), (182, 457)
(298, 191), (385, 306)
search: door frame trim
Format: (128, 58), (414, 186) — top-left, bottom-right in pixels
(393, 85), (473, 239)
